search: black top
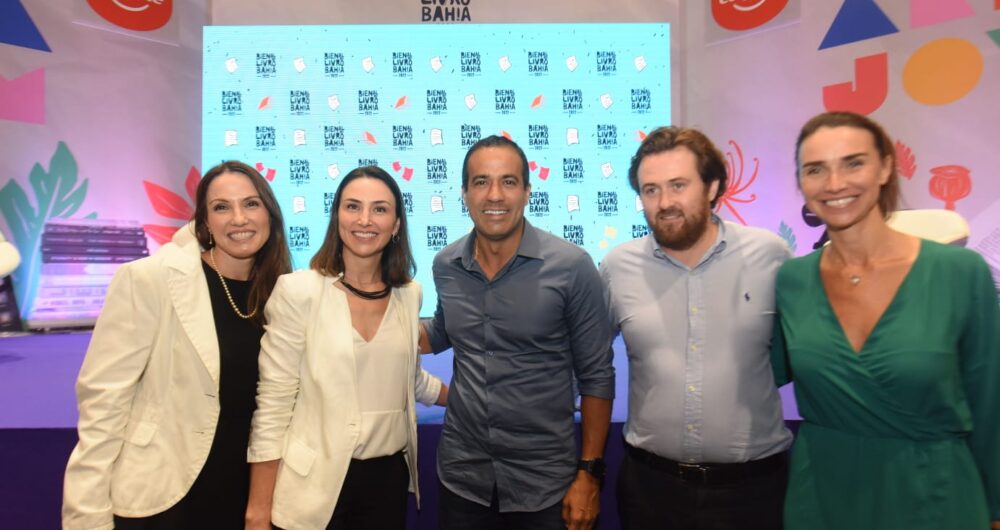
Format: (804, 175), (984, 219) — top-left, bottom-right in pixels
(115, 261), (262, 529)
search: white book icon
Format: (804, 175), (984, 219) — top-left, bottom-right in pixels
(567, 195), (581, 213)
(566, 128), (580, 145)
(224, 130), (238, 147)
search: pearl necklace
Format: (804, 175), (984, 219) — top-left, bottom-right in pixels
(209, 247), (256, 319)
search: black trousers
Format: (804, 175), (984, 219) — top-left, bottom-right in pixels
(617, 448), (788, 530)
(325, 451), (409, 530)
(438, 481), (564, 530)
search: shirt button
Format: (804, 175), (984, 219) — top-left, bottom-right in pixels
(486, 350), (494, 356)
(690, 307), (698, 314)
(690, 345), (698, 352)
(686, 424), (694, 432)
(687, 385), (696, 392)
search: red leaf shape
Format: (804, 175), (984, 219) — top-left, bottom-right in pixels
(402, 168), (413, 181)
(501, 130), (512, 141)
(184, 166), (200, 202)
(258, 96), (270, 109)
(636, 130), (648, 141)
(264, 168), (275, 181)
(143, 224), (183, 245)
(364, 131), (377, 144)
(895, 140), (916, 179)
(143, 180), (194, 220)
(395, 95), (408, 108)
(538, 167), (550, 180)
(392, 161), (402, 171)
(531, 94), (543, 108)
(529, 160), (538, 171)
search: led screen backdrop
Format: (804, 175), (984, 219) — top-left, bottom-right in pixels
(203, 23), (671, 317)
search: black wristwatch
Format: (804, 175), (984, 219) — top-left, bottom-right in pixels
(577, 458), (606, 481)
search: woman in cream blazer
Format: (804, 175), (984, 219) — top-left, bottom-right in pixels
(62, 162), (291, 530)
(246, 166), (446, 530)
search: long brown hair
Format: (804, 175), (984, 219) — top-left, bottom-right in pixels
(795, 111), (900, 218)
(310, 166), (415, 287)
(193, 161), (292, 325)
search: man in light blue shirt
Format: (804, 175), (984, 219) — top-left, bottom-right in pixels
(600, 126), (792, 530)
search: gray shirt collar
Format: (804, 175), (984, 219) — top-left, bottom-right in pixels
(453, 219), (543, 271)
(650, 214), (729, 271)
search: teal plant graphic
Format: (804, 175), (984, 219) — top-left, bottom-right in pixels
(778, 221), (797, 254)
(0, 142), (94, 318)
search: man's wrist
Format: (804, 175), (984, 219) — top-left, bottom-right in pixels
(577, 458), (606, 481)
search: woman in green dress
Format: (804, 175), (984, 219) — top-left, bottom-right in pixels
(772, 111), (999, 530)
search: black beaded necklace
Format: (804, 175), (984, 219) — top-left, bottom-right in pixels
(339, 274), (391, 300)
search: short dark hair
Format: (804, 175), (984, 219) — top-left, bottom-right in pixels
(461, 135), (530, 190)
(310, 166), (415, 287)
(194, 160), (292, 326)
(628, 126), (728, 208)
(795, 111), (899, 218)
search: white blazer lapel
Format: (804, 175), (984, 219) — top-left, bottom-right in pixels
(162, 242), (221, 386)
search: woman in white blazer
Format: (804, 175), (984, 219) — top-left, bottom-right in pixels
(62, 161), (292, 530)
(245, 166), (447, 530)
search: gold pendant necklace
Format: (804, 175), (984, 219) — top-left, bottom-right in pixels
(209, 247), (256, 319)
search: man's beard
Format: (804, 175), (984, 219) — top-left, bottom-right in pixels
(648, 202), (711, 251)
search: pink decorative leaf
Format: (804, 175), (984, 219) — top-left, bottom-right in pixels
(895, 140), (916, 179)
(531, 94), (544, 108)
(184, 166), (200, 202)
(501, 130), (512, 141)
(143, 180), (194, 220)
(395, 95), (408, 109)
(144, 224), (183, 245)
(364, 131), (377, 144)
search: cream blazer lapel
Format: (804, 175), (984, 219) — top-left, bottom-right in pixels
(160, 237), (220, 386)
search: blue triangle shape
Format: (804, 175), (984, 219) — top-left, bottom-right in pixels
(820, 0), (899, 50)
(0, 0), (50, 53)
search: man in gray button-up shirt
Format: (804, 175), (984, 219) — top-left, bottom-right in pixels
(421, 135), (615, 530)
(601, 126), (792, 530)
